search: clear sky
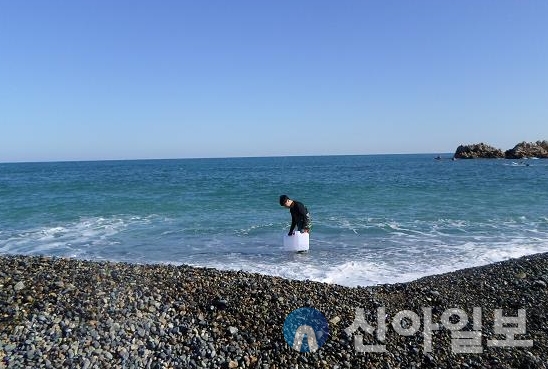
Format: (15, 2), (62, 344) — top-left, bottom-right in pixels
(1, 1), (547, 162)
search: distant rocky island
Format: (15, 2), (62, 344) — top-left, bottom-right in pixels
(454, 140), (548, 159)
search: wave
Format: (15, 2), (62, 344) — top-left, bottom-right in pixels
(2, 214), (548, 287)
(0, 215), (160, 257)
(187, 237), (548, 287)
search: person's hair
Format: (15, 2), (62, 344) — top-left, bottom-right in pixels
(279, 194), (289, 206)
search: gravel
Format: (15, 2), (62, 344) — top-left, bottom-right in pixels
(1, 253), (547, 368)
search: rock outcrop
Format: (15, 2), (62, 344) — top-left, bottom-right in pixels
(453, 143), (505, 159)
(505, 141), (548, 159)
(454, 140), (548, 159)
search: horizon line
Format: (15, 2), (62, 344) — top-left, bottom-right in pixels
(0, 151), (456, 165)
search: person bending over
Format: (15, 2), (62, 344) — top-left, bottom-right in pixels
(279, 195), (311, 236)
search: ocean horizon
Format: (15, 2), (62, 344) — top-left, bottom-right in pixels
(1, 154), (547, 287)
(1, 151), (456, 165)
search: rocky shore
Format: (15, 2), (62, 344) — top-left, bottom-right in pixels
(1, 253), (547, 369)
(454, 141), (548, 159)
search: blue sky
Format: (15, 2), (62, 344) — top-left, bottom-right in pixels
(1, 1), (547, 162)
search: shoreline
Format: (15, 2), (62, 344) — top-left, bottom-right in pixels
(1, 253), (547, 368)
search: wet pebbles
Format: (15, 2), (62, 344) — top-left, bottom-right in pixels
(1, 253), (547, 368)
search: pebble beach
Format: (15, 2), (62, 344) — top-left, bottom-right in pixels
(1, 253), (547, 369)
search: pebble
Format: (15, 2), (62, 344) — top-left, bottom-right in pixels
(1, 253), (547, 369)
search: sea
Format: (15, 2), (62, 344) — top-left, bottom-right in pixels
(1, 154), (547, 287)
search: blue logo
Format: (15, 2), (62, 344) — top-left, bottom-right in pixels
(283, 307), (329, 352)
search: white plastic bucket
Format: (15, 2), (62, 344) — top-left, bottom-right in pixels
(283, 232), (309, 252)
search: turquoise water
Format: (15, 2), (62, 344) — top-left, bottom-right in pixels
(1, 155), (547, 286)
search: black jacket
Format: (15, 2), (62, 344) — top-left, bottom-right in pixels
(289, 200), (309, 234)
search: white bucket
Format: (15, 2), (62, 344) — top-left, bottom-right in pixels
(283, 232), (309, 252)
